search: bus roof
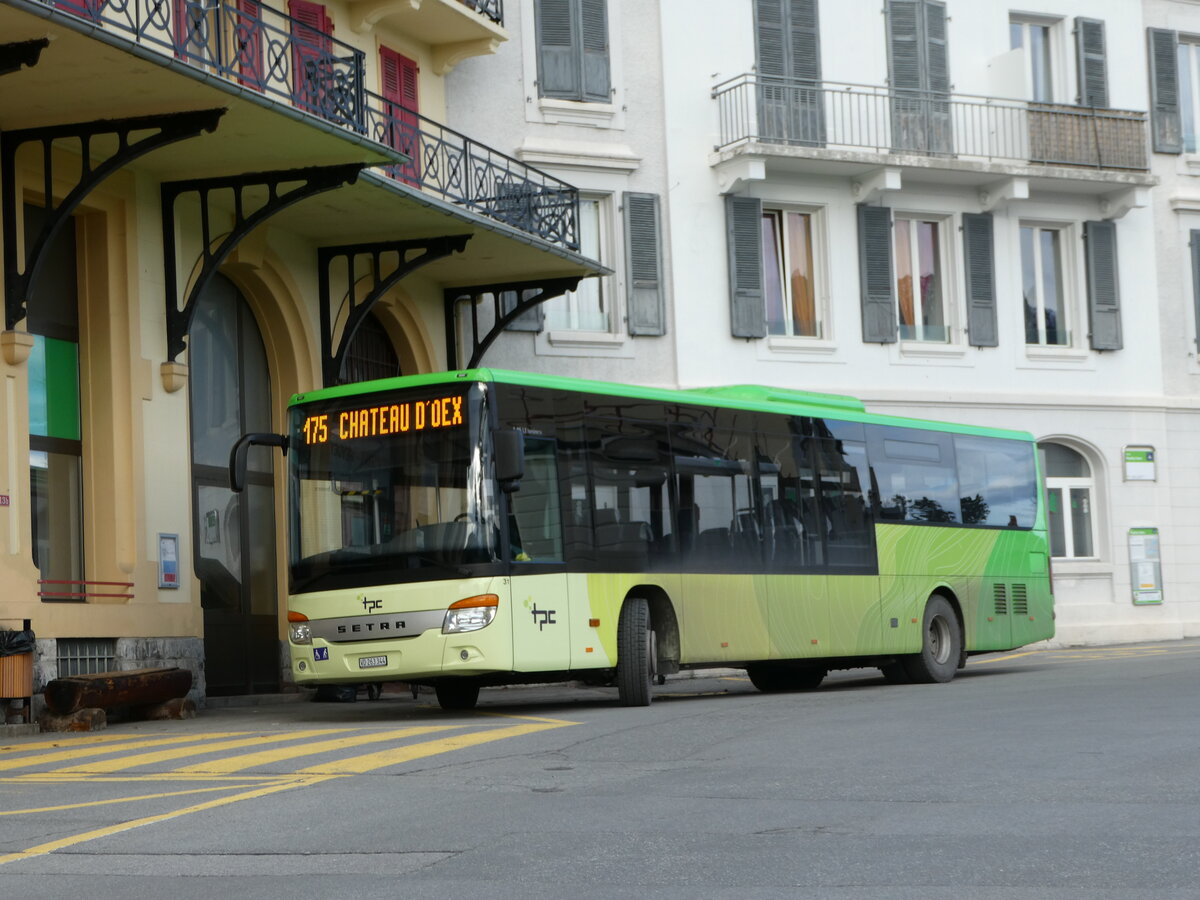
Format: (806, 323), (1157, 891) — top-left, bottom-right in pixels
(291, 368), (1034, 442)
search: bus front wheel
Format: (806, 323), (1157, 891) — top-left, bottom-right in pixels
(435, 680), (480, 711)
(617, 597), (655, 707)
(901, 595), (961, 684)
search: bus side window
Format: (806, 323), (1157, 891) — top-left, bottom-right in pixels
(508, 436), (563, 562)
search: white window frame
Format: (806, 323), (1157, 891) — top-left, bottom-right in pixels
(544, 195), (610, 333)
(1008, 14), (1065, 104)
(1019, 220), (1079, 352)
(761, 204), (827, 341)
(1177, 35), (1200, 155)
(893, 213), (955, 345)
(1040, 442), (1099, 561)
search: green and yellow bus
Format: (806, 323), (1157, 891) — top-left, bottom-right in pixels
(231, 369), (1053, 709)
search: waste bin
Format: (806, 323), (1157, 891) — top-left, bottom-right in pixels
(0, 625), (35, 723)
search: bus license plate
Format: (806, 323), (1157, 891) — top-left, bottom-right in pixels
(358, 655), (387, 669)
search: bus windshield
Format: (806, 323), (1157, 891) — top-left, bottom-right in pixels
(287, 386), (499, 593)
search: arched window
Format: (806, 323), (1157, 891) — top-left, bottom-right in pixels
(1039, 442), (1095, 559)
(338, 313), (400, 384)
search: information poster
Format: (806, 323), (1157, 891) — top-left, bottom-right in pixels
(1128, 527), (1163, 605)
(1123, 447), (1156, 481)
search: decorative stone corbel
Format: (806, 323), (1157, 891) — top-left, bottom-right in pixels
(1, 330), (34, 366)
(715, 158), (766, 193)
(432, 39), (501, 75)
(977, 177), (1028, 212)
(851, 167), (902, 203)
(160, 361), (188, 393)
(1099, 187), (1149, 221)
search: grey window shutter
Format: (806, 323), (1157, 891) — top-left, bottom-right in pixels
(1190, 230), (1200, 350)
(580, 0), (610, 102)
(1084, 220), (1121, 351)
(858, 204), (897, 343)
(726, 195), (766, 339)
(536, 0), (580, 99)
(1149, 28), (1183, 154)
(1075, 17), (1109, 108)
(624, 192), (664, 336)
(887, 0), (922, 92)
(755, 0), (824, 145)
(924, 0), (949, 94)
(962, 213), (997, 348)
(501, 288), (544, 332)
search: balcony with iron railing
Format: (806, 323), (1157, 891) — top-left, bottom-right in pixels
(9, 0), (578, 248)
(364, 89), (578, 249)
(712, 73), (1150, 178)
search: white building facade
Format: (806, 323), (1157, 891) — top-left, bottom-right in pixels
(449, 0), (1200, 647)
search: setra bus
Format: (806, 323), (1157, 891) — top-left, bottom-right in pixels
(230, 369), (1053, 709)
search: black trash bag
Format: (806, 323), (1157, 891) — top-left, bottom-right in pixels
(0, 629), (34, 658)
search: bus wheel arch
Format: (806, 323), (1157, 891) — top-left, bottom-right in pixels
(901, 591), (963, 684)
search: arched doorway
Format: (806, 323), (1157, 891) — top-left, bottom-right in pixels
(188, 273), (279, 695)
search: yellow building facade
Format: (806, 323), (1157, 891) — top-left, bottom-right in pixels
(0, 0), (598, 703)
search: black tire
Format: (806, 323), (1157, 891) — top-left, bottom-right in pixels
(435, 680), (480, 710)
(616, 597), (655, 706)
(746, 663), (826, 693)
(366, 682), (382, 701)
(901, 595), (962, 684)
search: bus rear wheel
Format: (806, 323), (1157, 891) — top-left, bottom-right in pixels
(901, 595), (961, 684)
(435, 680), (480, 710)
(617, 597), (655, 707)
(747, 664), (825, 693)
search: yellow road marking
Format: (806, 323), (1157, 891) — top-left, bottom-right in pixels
(0, 775), (332, 867)
(297, 717), (578, 774)
(0, 782), (278, 816)
(0, 732), (257, 772)
(48, 729), (354, 775)
(172, 725), (465, 774)
(968, 650), (1042, 665)
(1, 733), (181, 753)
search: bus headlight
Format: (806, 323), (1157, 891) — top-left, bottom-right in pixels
(443, 594), (499, 634)
(288, 611), (312, 645)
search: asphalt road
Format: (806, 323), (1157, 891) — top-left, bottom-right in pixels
(1, 639), (1198, 899)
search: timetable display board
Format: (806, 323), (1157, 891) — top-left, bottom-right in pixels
(1128, 527), (1163, 605)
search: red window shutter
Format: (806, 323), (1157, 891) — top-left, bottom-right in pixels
(289, 0), (334, 116)
(380, 46), (421, 186)
(236, 0), (264, 90)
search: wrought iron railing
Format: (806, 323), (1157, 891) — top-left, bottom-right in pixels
(33, 0), (368, 132)
(459, 0), (502, 25)
(713, 74), (1148, 172)
(365, 90), (579, 250)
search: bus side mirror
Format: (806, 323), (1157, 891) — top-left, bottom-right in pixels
(493, 429), (524, 493)
(229, 433), (289, 493)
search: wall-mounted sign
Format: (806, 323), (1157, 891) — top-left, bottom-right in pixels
(158, 533), (180, 589)
(1128, 527), (1163, 605)
(0, 494), (9, 507)
(1123, 446), (1156, 482)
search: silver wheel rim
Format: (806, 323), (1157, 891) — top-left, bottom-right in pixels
(929, 614), (952, 665)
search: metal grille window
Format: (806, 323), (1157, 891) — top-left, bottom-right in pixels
(56, 637), (116, 677)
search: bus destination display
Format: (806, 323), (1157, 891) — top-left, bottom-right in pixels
(301, 395), (464, 445)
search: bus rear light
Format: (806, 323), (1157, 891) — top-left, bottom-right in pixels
(288, 610), (312, 644)
(443, 594), (499, 634)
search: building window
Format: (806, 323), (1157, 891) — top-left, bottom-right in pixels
(1040, 443), (1095, 558)
(24, 204), (84, 591)
(535, 0), (610, 103)
(1009, 17), (1054, 102)
(1177, 39), (1200, 153)
(1021, 224), (1069, 346)
(762, 208), (820, 338)
(895, 216), (948, 342)
(545, 197), (608, 331)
